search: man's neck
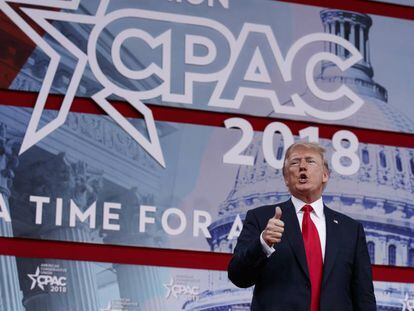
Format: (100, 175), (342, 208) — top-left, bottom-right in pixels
(293, 193), (322, 204)
(291, 195), (324, 216)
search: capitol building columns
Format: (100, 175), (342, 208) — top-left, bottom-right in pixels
(10, 154), (101, 311)
(320, 10), (375, 81)
(0, 123), (24, 311)
(359, 24), (366, 62)
(378, 237), (388, 265)
(102, 188), (168, 310)
(356, 224), (412, 267)
(400, 241), (409, 267)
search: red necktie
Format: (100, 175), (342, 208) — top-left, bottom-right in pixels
(301, 204), (323, 311)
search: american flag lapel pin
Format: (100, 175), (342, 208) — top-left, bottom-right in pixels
(333, 219), (339, 224)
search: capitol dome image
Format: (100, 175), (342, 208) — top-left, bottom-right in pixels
(183, 9), (414, 311)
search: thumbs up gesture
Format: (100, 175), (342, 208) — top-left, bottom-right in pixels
(263, 206), (284, 247)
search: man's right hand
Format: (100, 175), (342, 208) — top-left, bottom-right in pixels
(263, 206), (284, 246)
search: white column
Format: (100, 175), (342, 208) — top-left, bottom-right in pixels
(114, 265), (167, 310)
(23, 228), (99, 311)
(328, 23), (333, 53)
(359, 26), (365, 62)
(339, 21), (345, 57)
(334, 22), (339, 55)
(0, 125), (24, 311)
(378, 236), (387, 265)
(350, 23), (356, 48)
(0, 241), (24, 311)
(400, 240), (408, 266)
(366, 36), (371, 64)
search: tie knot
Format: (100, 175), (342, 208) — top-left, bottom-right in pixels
(302, 204), (313, 213)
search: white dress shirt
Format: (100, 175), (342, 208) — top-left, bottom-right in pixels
(260, 196), (326, 261)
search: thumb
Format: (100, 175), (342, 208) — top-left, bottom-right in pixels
(274, 206), (282, 220)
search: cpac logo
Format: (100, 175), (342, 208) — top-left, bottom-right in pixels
(402, 293), (414, 311)
(0, 0), (364, 168)
(164, 278), (199, 299)
(27, 267), (67, 291)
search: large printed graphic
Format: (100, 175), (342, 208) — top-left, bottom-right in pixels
(0, 0), (413, 310)
(0, 255), (413, 310)
(1, 0), (414, 166)
(0, 0), (365, 167)
(0, 105), (413, 266)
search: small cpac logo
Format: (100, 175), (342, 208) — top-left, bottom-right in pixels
(164, 277), (199, 299)
(27, 267), (67, 291)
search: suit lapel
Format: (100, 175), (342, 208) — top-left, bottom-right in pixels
(322, 206), (340, 287)
(282, 200), (309, 281)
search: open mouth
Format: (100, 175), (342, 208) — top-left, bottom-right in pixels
(299, 173), (308, 183)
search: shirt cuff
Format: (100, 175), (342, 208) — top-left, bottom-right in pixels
(260, 231), (275, 257)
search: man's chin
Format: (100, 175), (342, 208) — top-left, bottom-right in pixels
(291, 188), (311, 199)
(295, 186), (312, 193)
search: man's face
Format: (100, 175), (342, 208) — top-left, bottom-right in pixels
(283, 146), (329, 203)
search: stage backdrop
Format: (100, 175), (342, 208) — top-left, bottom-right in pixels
(0, 0), (413, 310)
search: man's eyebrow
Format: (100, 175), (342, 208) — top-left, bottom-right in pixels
(288, 156), (317, 161)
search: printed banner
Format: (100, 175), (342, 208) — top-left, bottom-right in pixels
(0, 105), (413, 270)
(0, 255), (412, 310)
(2, 0), (414, 142)
(0, 1), (414, 310)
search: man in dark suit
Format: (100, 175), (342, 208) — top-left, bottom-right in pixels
(228, 142), (376, 311)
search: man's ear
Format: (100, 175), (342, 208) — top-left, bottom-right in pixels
(322, 169), (329, 183)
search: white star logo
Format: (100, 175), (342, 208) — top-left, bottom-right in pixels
(27, 267), (44, 290)
(402, 292), (414, 311)
(0, 0), (166, 167)
(163, 277), (176, 299)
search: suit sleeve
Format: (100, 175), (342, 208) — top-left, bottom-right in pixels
(352, 222), (377, 311)
(227, 209), (268, 288)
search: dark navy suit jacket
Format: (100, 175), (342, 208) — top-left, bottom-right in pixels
(228, 199), (376, 311)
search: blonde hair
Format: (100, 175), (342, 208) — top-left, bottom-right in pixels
(282, 141), (329, 177)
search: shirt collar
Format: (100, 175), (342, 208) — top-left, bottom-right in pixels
(291, 195), (324, 218)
